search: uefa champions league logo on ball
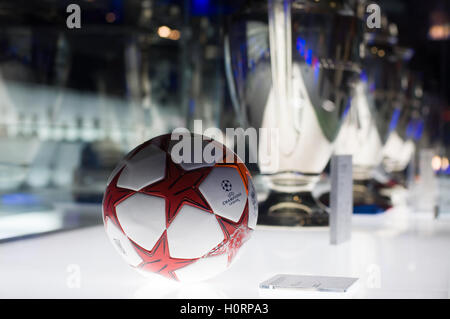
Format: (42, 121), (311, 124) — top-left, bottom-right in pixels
(221, 180), (232, 192)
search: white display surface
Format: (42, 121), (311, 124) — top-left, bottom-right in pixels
(1, 206), (449, 298)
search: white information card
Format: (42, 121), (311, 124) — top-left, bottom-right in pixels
(260, 274), (358, 292)
(330, 155), (353, 245)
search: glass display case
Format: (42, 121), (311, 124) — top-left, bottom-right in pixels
(0, 0), (227, 240)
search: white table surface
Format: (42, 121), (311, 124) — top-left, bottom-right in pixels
(1, 205), (450, 299)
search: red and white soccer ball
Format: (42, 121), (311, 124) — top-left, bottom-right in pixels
(102, 133), (258, 282)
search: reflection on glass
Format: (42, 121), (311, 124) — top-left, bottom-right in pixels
(0, 1), (225, 240)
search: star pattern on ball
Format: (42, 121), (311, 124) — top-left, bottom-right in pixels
(140, 156), (214, 227)
(208, 203), (253, 265)
(132, 231), (198, 281)
(102, 167), (135, 232)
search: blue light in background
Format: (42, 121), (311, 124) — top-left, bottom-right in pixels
(109, 0), (124, 23)
(406, 120), (415, 138)
(341, 98), (352, 119)
(414, 120), (424, 141)
(189, 99), (196, 115)
(296, 37), (306, 57)
(313, 59), (320, 84)
(388, 108), (401, 132)
(305, 49), (313, 66)
(249, 59), (255, 70)
(190, 0), (235, 16)
(1, 193), (40, 206)
(443, 165), (450, 175)
(192, 0), (211, 15)
(354, 204), (385, 214)
(360, 71), (368, 83)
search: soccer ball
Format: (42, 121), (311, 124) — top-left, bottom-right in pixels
(102, 133), (258, 282)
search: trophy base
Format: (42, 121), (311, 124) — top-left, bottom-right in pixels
(354, 179), (392, 214)
(317, 179), (392, 214)
(257, 190), (329, 227)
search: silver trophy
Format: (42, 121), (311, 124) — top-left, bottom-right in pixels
(225, 0), (363, 226)
(330, 18), (403, 213)
(332, 16), (417, 212)
(382, 70), (423, 175)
